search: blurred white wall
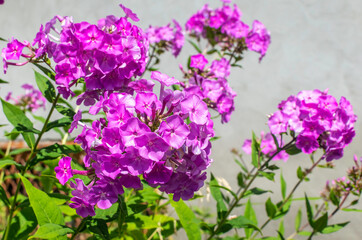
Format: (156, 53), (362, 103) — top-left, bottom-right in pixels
(1, 0), (362, 239)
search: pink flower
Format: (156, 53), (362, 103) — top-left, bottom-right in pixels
(55, 157), (73, 185)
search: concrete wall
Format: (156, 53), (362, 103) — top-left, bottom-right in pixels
(1, 0), (362, 239)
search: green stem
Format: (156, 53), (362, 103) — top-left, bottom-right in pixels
(2, 93), (61, 240)
(252, 156), (324, 239)
(70, 217), (88, 240)
(207, 138), (296, 240)
(138, 45), (156, 80)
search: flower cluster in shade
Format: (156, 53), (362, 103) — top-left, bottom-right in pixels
(5, 84), (46, 112)
(185, 1), (271, 61)
(145, 20), (184, 57)
(1, 4), (149, 98)
(268, 89), (357, 162)
(56, 71), (214, 217)
(179, 54), (236, 123)
(321, 155), (362, 204)
(242, 131), (289, 162)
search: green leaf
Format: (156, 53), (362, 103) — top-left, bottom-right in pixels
(341, 208), (362, 212)
(0, 78), (9, 84)
(45, 117), (72, 132)
(295, 208), (302, 231)
(55, 104), (75, 118)
(237, 172), (245, 188)
(0, 185), (10, 207)
(228, 215), (260, 232)
(95, 202), (119, 222)
(285, 145), (302, 155)
(7, 207), (38, 240)
(0, 159), (22, 169)
(277, 230), (285, 240)
(1, 99), (35, 148)
(305, 194), (314, 227)
(251, 132), (259, 168)
(312, 212), (328, 232)
(32, 63), (55, 81)
(244, 187), (270, 198)
(321, 222), (349, 234)
(0, 37), (7, 42)
(265, 198), (277, 218)
(170, 196), (201, 240)
(278, 219), (285, 236)
(14, 124), (41, 134)
(260, 171), (275, 181)
(187, 40), (202, 53)
(280, 172), (287, 199)
(297, 166), (304, 180)
(86, 219), (110, 240)
(329, 189), (340, 206)
(34, 70), (56, 102)
(29, 223), (73, 239)
(209, 173), (227, 219)
(29, 143), (83, 167)
(244, 199), (258, 238)
(20, 176), (64, 225)
(210, 184), (238, 201)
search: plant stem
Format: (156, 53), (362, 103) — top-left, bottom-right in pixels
(138, 45), (156, 80)
(207, 138), (296, 240)
(70, 217), (88, 240)
(2, 93), (60, 240)
(251, 156), (324, 239)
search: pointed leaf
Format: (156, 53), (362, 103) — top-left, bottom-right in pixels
(210, 173), (227, 219)
(285, 145), (302, 155)
(34, 70), (56, 103)
(187, 40), (202, 53)
(20, 176), (64, 225)
(244, 199), (258, 238)
(0, 78), (9, 84)
(280, 172), (287, 199)
(251, 132), (259, 167)
(32, 63), (55, 80)
(312, 212), (328, 232)
(29, 223), (73, 239)
(305, 194), (314, 227)
(170, 196), (201, 240)
(7, 207), (37, 240)
(0, 185), (10, 207)
(228, 215), (260, 233)
(321, 222), (349, 234)
(265, 198), (277, 218)
(1, 99), (35, 148)
(295, 208), (302, 231)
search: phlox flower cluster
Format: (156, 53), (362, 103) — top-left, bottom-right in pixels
(268, 89), (357, 161)
(180, 54), (235, 123)
(185, 1), (270, 61)
(2, 5), (149, 98)
(321, 155), (362, 203)
(5, 84), (46, 112)
(56, 71), (214, 217)
(145, 20), (184, 57)
(242, 131), (289, 162)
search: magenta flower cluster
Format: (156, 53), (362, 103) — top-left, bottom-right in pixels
(268, 89), (357, 161)
(56, 71), (214, 217)
(180, 54), (235, 123)
(2, 5), (149, 98)
(145, 20), (184, 57)
(242, 131), (289, 162)
(185, 2), (271, 60)
(5, 84), (46, 112)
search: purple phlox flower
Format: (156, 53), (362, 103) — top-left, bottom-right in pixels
(144, 161), (173, 185)
(186, 122), (212, 155)
(181, 94), (209, 125)
(55, 156), (73, 185)
(78, 24), (105, 50)
(101, 127), (124, 151)
(69, 197), (95, 218)
(119, 117), (150, 147)
(69, 110), (82, 133)
(151, 71), (180, 87)
(245, 20), (271, 61)
(119, 4), (140, 22)
(134, 132), (170, 161)
(158, 115), (190, 149)
(268, 110), (288, 135)
(210, 58), (231, 78)
(297, 89), (322, 106)
(296, 133), (319, 154)
(242, 139), (252, 154)
(119, 174), (143, 190)
(106, 104), (132, 128)
(89, 184), (118, 209)
(129, 79), (155, 92)
(135, 92), (162, 117)
(217, 94), (234, 123)
(2, 38), (27, 61)
(121, 147), (153, 175)
(190, 54), (209, 70)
